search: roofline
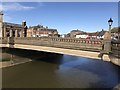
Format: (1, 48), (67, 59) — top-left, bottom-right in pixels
(3, 22), (23, 27)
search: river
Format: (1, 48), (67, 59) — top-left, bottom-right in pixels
(1, 48), (120, 89)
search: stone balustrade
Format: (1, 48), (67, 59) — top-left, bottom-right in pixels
(111, 43), (120, 58)
(13, 37), (103, 44)
(0, 37), (8, 44)
(0, 37), (103, 52)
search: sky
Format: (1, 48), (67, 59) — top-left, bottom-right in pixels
(0, 2), (118, 34)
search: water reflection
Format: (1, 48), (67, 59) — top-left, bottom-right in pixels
(59, 55), (120, 88)
(2, 48), (120, 88)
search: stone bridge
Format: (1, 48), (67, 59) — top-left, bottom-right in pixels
(1, 37), (103, 51)
(0, 37), (120, 66)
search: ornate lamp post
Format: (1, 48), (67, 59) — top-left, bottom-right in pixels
(101, 18), (113, 61)
(107, 18), (113, 52)
(108, 18), (113, 39)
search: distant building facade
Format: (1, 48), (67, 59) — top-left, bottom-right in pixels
(76, 34), (88, 39)
(111, 27), (120, 40)
(97, 29), (106, 40)
(70, 29), (85, 38)
(66, 29), (99, 39)
(27, 25), (59, 37)
(75, 32), (98, 39)
(0, 11), (27, 37)
(97, 27), (119, 40)
(86, 32), (98, 40)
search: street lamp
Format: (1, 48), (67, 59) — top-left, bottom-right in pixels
(108, 18), (113, 52)
(108, 18), (113, 40)
(108, 18), (113, 26)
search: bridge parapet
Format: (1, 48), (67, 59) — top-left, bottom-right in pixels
(13, 37), (103, 44)
(0, 37), (8, 44)
(111, 41), (120, 58)
(11, 37), (102, 52)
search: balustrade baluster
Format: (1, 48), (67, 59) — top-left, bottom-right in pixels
(74, 40), (76, 43)
(81, 40), (83, 43)
(88, 40), (90, 44)
(96, 41), (98, 44)
(76, 40), (78, 43)
(84, 40), (86, 43)
(87, 40), (89, 44)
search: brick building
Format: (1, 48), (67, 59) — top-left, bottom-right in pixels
(27, 25), (59, 37)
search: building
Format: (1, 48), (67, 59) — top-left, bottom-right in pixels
(67, 29), (85, 38)
(64, 33), (70, 38)
(97, 27), (119, 40)
(59, 34), (66, 38)
(0, 11), (28, 37)
(86, 32), (98, 40)
(97, 29), (106, 40)
(27, 25), (59, 37)
(66, 29), (100, 39)
(76, 34), (88, 39)
(75, 32), (99, 39)
(111, 27), (120, 40)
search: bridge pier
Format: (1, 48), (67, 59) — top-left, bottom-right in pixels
(99, 31), (112, 62)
